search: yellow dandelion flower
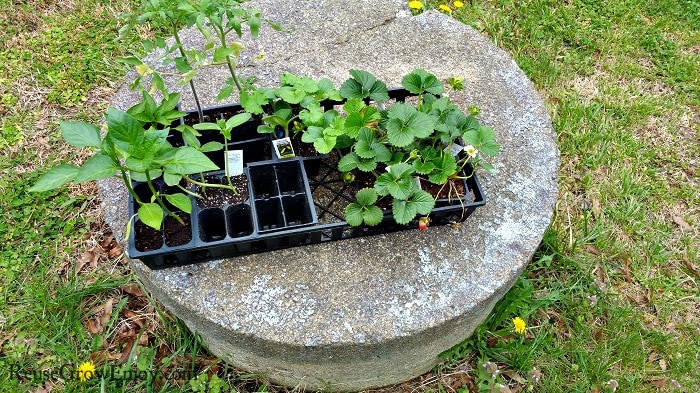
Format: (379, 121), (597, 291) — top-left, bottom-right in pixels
(454, 1), (464, 7)
(409, 1), (423, 9)
(439, 4), (453, 12)
(513, 317), (526, 334)
(77, 361), (96, 382)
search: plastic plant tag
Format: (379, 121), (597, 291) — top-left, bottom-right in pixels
(444, 143), (464, 157)
(273, 137), (295, 159)
(225, 150), (244, 177)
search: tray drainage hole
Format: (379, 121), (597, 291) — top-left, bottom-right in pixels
(199, 208), (227, 242)
(226, 205), (254, 238)
(255, 198), (284, 231)
(282, 195), (313, 226)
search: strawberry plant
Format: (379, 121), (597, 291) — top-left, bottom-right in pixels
(305, 69), (500, 226)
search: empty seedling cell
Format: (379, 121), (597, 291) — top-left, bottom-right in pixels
(281, 195), (314, 226)
(255, 198), (284, 231)
(249, 166), (279, 198)
(275, 162), (305, 195)
(133, 183), (155, 204)
(226, 204), (254, 238)
(198, 208), (227, 242)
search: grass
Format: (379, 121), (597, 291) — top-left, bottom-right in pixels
(0, 0), (698, 392)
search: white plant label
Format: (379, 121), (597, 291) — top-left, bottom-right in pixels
(444, 143), (463, 157)
(226, 150), (244, 177)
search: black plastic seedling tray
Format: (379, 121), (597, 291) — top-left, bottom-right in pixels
(127, 90), (487, 269)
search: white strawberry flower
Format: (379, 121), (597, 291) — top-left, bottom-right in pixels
(463, 144), (478, 158)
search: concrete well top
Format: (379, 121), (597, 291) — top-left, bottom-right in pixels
(99, 0), (558, 389)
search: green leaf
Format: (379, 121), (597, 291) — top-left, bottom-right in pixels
(163, 172), (182, 187)
(340, 69), (389, 101)
(226, 113), (252, 130)
(411, 190), (436, 215)
(401, 69), (444, 95)
(345, 203), (364, 227)
(193, 122), (222, 132)
(106, 107), (144, 153)
(199, 141), (224, 153)
(338, 152), (360, 172)
(356, 188), (378, 205)
(299, 105), (324, 126)
(60, 121), (101, 148)
(138, 203), (163, 230)
(362, 205), (383, 226)
(216, 85), (234, 101)
(240, 89), (268, 115)
(428, 154), (458, 184)
(392, 190), (434, 224)
(164, 147), (220, 174)
(165, 193), (192, 214)
(29, 164), (79, 192)
(392, 199), (416, 225)
(375, 166), (417, 199)
(213, 47), (235, 63)
(74, 154), (118, 183)
(313, 134), (336, 154)
(356, 158), (377, 172)
(414, 160), (436, 175)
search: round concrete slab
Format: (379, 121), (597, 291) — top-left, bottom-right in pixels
(99, 1), (558, 390)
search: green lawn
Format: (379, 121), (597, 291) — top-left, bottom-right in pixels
(1, 0), (698, 392)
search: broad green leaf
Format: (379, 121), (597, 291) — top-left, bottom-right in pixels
(240, 89), (268, 115)
(411, 190), (436, 215)
(199, 141), (224, 153)
(362, 205), (383, 226)
(340, 69), (389, 101)
(74, 154), (118, 183)
(427, 154), (458, 184)
(299, 105), (324, 126)
(392, 199), (416, 225)
(401, 69), (444, 95)
(60, 121), (101, 148)
(355, 188), (378, 205)
(193, 122), (222, 132)
(313, 134), (336, 154)
(164, 147), (220, 174)
(345, 203), (364, 227)
(163, 172), (182, 187)
(357, 158), (377, 172)
(338, 152), (360, 172)
(375, 171), (417, 199)
(414, 160), (436, 175)
(29, 164), (79, 192)
(213, 47), (235, 63)
(138, 203), (163, 230)
(165, 193), (192, 214)
(225, 113), (252, 130)
(106, 107), (144, 153)
(130, 169), (162, 183)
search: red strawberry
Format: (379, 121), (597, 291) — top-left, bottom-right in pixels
(418, 217), (430, 230)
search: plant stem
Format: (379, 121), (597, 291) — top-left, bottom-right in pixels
(177, 184), (203, 199)
(173, 27), (204, 122)
(145, 171), (184, 226)
(183, 175), (239, 191)
(214, 27), (243, 92)
(118, 166), (142, 205)
(222, 139), (238, 194)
